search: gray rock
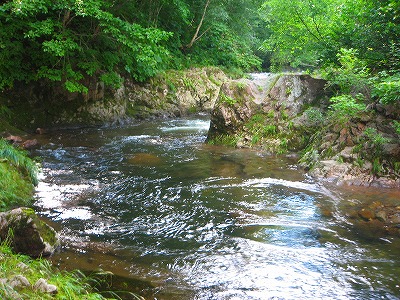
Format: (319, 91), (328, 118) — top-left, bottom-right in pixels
(33, 278), (58, 294)
(206, 73), (327, 147)
(16, 262), (32, 273)
(8, 275), (31, 289)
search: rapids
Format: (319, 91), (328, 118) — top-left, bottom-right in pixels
(33, 116), (400, 299)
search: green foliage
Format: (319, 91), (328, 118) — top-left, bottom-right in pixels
(0, 163), (33, 210)
(363, 128), (390, 157)
(243, 113), (298, 153)
(184, 22), (262, 71)
(220, 93), (237, 106)
(0, 0), (269, 94)
(261, 0), (338, 68)
(304, 107), (325, 128)
(0, 139), (38, 185)
(0, 0), (172, 92)
(299, 147), (320, 169)
(371, 71), (400, 104)
(393, 121), (400, 135)
(354, 127), (393, 176)
(0, 139), (38, 210)
(182, 76), (195, 90)
(324, 48), (370, 97)
(261, 0), (399, 72)
(329, 94), (367, 123)
(235, 82), (246, 90)
(207, 134), (240, 147)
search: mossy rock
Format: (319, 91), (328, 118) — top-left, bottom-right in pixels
(0, 207), (60, 257)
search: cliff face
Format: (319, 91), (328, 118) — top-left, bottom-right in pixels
(207, 73), (328, 152)
(0, 67), (227, 131)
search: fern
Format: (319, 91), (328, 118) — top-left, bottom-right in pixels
(0, 139), (38, 186)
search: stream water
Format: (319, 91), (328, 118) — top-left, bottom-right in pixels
(32, 116), (400, 299)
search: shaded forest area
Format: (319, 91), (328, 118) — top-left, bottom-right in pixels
(0, 0), (398, 95)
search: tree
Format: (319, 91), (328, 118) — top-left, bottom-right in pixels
(260, 0), (340, 68)
(260, 0), (400, 71)
(0, 0), (171, 92)
(184, 0), (211, 49)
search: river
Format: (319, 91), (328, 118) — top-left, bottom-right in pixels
(32, 116), (400, 300)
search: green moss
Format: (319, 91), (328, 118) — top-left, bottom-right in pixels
(207, 134), (240, 147)
(19, 208), (59, 247)
(182, 76), (195, 90)
(188, 106), (198, 114)
(0, 139), (38, 211)
(0, 163), (34, 211)
(220, 93), (237, 106)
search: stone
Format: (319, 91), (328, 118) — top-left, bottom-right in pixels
(34, 278), (58, 294)
(5, 135), (23, 143)
(389, 214), (400, 224)
(382, 143), (400, 157)
(16, 262), (31, 273)
(127, 153), (162, 166)
(376, 210), (387, 222)
(207, 73), (327, 145)
(358, 208), (375, 221)
(36, 128), (46, 134)
(8, 275), (31, 290)
(22, 139), (39, 149)
(339, 147), (356, 163)
(0, 207), (60, 257)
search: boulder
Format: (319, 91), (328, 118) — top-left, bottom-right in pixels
(0, 207), (60, 257)
(8, 275), (31, 290)
(207, 80), (259, 140)
(34, 278), (58, 294)
(21, 139), (39, 149)
(206, 73), (328, 147)
(264, 74), (327, 117)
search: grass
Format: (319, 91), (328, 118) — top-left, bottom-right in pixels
(0, 139), (39, 211)
(207, 133), (240, 147)
(0, 241), (110, 300)
(0, 240), (146, 299)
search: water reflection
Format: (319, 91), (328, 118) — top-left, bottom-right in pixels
(33, 117), (400, 299)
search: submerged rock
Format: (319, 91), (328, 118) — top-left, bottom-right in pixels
(127, 153), (162, 166)
(0, 207), (60, 257)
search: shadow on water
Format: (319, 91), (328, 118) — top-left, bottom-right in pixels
(33, 117), (400, 300)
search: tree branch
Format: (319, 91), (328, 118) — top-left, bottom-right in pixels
(185, 0), (211, 49)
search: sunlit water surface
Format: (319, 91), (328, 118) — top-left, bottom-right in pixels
(33, 117), (400, 300)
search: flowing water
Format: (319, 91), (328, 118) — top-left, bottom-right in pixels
(33, 116), (400, 300)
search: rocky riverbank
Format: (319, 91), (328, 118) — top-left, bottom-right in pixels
(0, 67), (227, 131)
(206, 72), (400, 238)
(207, 73), (400, 189)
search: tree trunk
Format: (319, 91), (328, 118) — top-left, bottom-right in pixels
(185, 0), (211, 49)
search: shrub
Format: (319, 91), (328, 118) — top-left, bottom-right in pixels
(372, 71), (400, 104)
(328, 94), (367, 123)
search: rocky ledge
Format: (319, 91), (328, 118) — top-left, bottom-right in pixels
(207, 73), (400, 189)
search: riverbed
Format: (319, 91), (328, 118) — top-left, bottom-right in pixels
(33, 116), (400, 299)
